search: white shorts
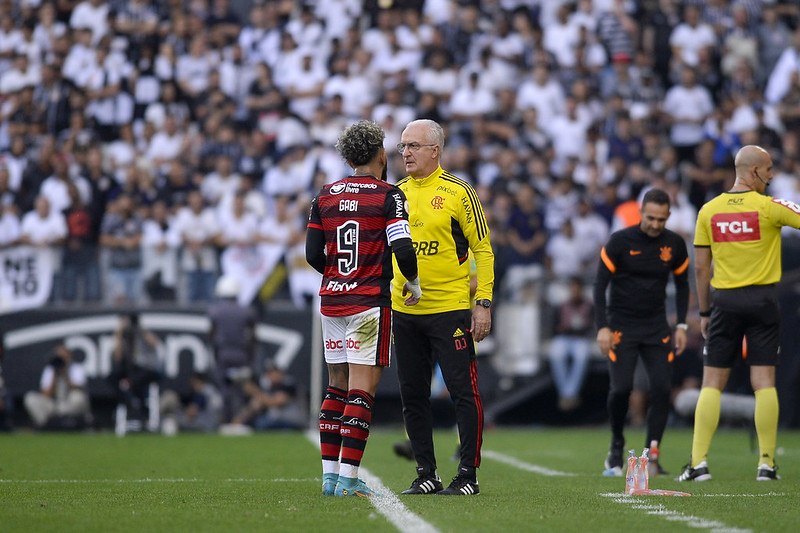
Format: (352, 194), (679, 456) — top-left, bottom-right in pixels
(321, 307), (392, 367)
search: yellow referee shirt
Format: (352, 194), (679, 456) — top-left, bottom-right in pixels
(694, 191), (800, 288)
(391, 166), (494, 314)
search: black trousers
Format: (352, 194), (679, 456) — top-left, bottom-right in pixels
(394, 309), (484, 475)
(606, 316), (673, 448)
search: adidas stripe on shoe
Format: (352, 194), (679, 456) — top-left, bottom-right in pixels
(437, 475), (479, 496)
(675, 461), (712, 482)
(401, 475), (443, 495)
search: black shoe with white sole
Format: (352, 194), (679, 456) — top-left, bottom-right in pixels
(675, 461), (712, 482)
(401, 475), (443, 494)
(437, 475), (479, 496)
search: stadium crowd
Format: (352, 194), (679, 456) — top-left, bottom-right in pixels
(3, 0), (800, 418)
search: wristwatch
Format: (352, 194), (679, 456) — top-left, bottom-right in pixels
(475, 299), (492, 308)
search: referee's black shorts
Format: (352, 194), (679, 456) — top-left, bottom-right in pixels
(706, 284), (780, 368)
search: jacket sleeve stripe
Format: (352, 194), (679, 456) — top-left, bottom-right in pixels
(442, 173), (489, 240)
(600, 246), (616, 273)
(673, 257), (689, 275)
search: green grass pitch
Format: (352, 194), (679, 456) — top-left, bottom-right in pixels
(1, 426), (797, 532)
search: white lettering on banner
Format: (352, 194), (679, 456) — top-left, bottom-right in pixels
(0, 245), (53, 314)
(3, 314), (304, 378)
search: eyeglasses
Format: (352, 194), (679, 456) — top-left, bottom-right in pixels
(396, 142), (436, 154)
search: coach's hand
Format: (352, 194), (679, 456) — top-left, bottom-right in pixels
(674, 326), (687, 356)
(596, 327), (612, 357)
(471, 306), (491, 342)
(402, 276), (422, 306)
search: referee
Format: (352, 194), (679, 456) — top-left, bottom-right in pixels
(677, 145), (800, 482)
(594, 188), (690, 476)
(392, 119), (494, 496)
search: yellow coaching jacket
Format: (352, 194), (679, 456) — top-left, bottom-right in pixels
(391, 166), (494, 314)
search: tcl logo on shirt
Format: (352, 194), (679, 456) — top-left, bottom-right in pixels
(711, 212), (760, 242)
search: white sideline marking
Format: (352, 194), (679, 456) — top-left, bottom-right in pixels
(482, 450), (576, 476)
(304, 430), (440, 533)
(0, 478), (316, 483)
(601, 493), (752, 533)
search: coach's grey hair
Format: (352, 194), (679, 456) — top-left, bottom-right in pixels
(406, 119), (445, 151)
(335, 120), (385, 167)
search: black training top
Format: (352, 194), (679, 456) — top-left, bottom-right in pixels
(593, 224), (690, 329)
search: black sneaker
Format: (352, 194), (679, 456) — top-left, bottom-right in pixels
(437, 475), (479, 496)
(756, 464), (780, 481)
(401, 475), (443, 494)
(675, 461), (712, 482)
(603, 439), (624, 476)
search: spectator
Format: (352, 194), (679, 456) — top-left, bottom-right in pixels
(544, 218), (586, 282)
(159, 371), (222, 434)
(548, 277), (594, 412)
(0, 200), (20, 247)
(39, 152), (91, 214)
(141, 199), (179, 302)
(69, 0), (110, 46)
(24, 342), (91, 430)
(172, 190), (219, 303)
(503, 181), (547, 298)
(100, 193), (144, 305)
(145, 114), (188, 174)
(669, 4), (717, 75)
(61, 180), (101, 302)
(756, 5), (792, 86)
(227, 360), (305, 431)
(19, 194), (67, 300)
(661, 67), (715, 163)
(200, 154), (241, 208)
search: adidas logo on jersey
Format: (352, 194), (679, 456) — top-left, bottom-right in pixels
(453, 328), (464, 338)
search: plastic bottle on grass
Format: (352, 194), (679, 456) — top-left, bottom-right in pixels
(625, 450), (637, 494)
(638, 448), (650, 491)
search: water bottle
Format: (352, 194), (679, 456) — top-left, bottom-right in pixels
(647, 440), (660, 478)
(625, 450), (637, 494)
(638, 448), (650, 491)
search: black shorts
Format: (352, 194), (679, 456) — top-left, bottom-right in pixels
(706, 285), (780, 368)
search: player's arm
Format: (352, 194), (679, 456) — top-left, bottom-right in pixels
(672, 239), (691, 355)
(593, 243), (615, 356)
(462, 190), (494, 303)
(458, 185), (494, 341)
(694, 245), (712, 339)
(385, 189), (421, 304)
(305, 195), (325, 274)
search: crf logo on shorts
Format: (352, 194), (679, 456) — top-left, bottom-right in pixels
(324, 339), (361, 350)
(711, 212), (760, 242)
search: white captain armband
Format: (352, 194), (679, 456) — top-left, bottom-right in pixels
(386, 219), (411, 243)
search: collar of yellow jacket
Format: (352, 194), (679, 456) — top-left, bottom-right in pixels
(407, 165), (444, 186)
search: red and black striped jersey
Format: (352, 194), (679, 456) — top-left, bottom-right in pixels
(307, 175), (411, 317)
